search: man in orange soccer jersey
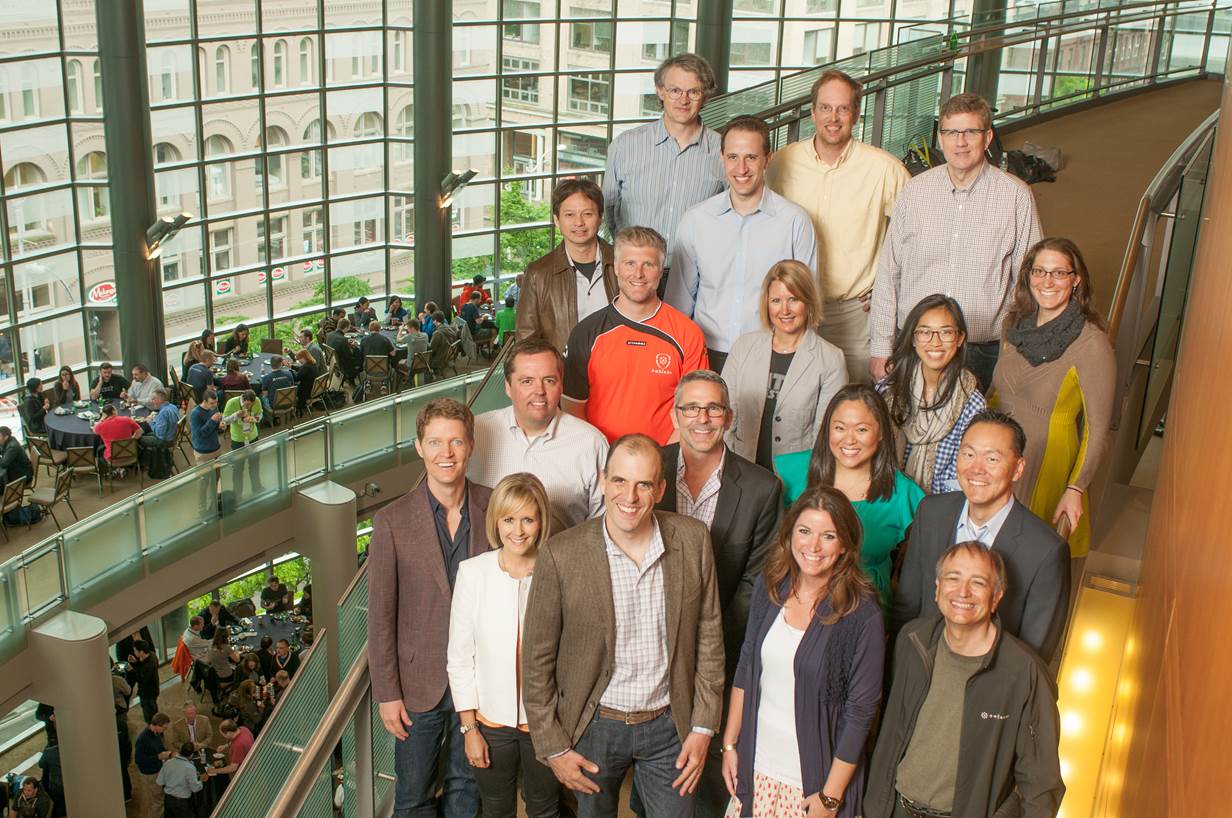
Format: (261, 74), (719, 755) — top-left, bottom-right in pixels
(562, 226), (708, 445)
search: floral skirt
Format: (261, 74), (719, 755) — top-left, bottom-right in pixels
(724, 770), (806, 818)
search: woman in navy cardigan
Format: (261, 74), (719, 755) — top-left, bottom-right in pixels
(720, 486), (884, 818)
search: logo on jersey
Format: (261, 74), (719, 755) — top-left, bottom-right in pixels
(651, 352), (674, 376)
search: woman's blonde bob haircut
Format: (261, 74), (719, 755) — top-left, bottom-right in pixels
(485, 472), (553, 552)
(759, 259), (822, 331)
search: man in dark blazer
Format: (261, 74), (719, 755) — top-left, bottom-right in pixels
(515, 178), (618, 351)
(368, 397), (493, 818)
(892, 410), (1070, 661)
(523, 434), (725, 818)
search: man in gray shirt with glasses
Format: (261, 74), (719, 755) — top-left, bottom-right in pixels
(603, 53), (726, 296)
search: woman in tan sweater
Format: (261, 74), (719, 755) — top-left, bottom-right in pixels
(990, 237), (1115, 557)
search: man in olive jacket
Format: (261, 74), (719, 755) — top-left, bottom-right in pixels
(865, 541), (1064, 818)
(522, 433), (725, 818)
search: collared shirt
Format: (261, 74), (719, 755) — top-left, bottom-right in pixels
(181, 628), (210, 663)
(567, 242), (611, 322)
(603, 116), (726, 261)
(467, 406), (608, 529)
(428, 484), (471, 589)
(954, 496), (1016, 547)
(152, 402), (179, 442)
(766, 137), (910, 302)
(599, 517), (670, 712)
(134, 727), (165, 774)
(667, 187), (818, 353)
(869, 162), (1042, 355)
(127, 375), (164, 407)
(675, 447), (725, 529)
(156, 755), (203, 799)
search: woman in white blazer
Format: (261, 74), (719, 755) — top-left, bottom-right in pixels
(722, 260), (847, 472)
(447, 473), (560, 818)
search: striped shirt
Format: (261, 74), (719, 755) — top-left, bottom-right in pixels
(869, 162), (1042, 356)
(667, 187), (818, 353)
(599, 517), (670, 712)
(603, 116), (726, 261)
(675, 448), (725, 528)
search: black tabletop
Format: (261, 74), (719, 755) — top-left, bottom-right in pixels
(228, 613), (306, 654)
(44, 399), (151, 451)
(210, 352), (278, 386)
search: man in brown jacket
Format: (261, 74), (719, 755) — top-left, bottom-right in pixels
(522, 433), (725, 818)
(368, 397), (493, 818)
(515, 178), (619, 351)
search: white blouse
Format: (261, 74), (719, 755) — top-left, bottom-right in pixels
(753, 608), (805, 789)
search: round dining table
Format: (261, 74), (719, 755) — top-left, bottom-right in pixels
(209, 352), (279, 385)
(43, 399), (151, 451)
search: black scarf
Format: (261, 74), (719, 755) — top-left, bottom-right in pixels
(1005, 297), (1086, 366)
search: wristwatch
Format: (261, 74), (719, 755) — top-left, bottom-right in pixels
(459, 723), (479, 735)
(818, 794), (842, 812)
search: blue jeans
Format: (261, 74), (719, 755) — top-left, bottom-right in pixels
(966, 340), (1000, 394)
(574, 709), (692, 818)
(393, 689), (478, 818)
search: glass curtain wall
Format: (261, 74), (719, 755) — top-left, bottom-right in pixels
(144, 0), (413, 365)
(0, 2), (113, 407)
(448, 0), (697, 303)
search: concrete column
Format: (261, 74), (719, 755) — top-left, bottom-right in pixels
(695, 0), (734, 94)
(964, 0), (1007, 103)
(413, 0), (453, 313)
(96, 0), (166, 378)
(29, 611), (125, 818)
(293, 481), (358, 693)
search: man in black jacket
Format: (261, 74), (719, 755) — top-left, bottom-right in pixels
(197, 599), (238, 640)
(657, 370), (781, 818)
(325, 319), (362, 381)
(866, 542), (1064, 818)
(0, 425), (34, 491)
(891, 411), (1070, 661)
(125, 640), (162, 724)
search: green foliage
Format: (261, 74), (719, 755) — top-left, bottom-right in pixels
(291, 276), (373, 310)
(450, 180), (553, 281)
(186, 555), (313, 617)
(1052, 75), (1093, 101)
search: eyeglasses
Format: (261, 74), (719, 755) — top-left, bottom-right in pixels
(938, 127), (988, 141)
(1028, 266), (1076, 281)
(676, 403), (728, 418)
(913, 327), (960, 344)
(815, 103), (854, 118)
(664, 87), (705, 101)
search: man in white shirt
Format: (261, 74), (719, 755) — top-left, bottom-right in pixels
(122, 364), (165, 408)
(468, 338), (608, 529)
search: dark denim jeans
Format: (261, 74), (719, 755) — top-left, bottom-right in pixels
(392, 689), (478, 818)
(574, 709), (693, 818)
(471, 724), (560, 818)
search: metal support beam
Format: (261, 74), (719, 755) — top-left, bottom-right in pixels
(695, 0), (734, 94)
(964, 0), (1007, 102)
(413, 0), (453, 314)
(1033, 27), (1050, 112)
(96, 0), (165, 378)
(1094, 23), (1110, 94)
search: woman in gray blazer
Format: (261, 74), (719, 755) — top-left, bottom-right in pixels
(722, 260), (847, 471)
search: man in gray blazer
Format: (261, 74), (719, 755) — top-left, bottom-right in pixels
(523, 433), (726, 818)
(892, 410), (1071, 661)
(368, 397), (494, 818)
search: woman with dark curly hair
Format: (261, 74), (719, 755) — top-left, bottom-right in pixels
(719, 487), (884, 818)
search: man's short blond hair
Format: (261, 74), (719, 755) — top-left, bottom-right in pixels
(939, 92), (993, 131)
(614, 226), (667, 268)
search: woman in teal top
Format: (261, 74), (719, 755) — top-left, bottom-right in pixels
(775, 384), (925, 609)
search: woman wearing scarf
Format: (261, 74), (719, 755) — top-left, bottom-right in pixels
(989, 237), (1115, 557)
(878, 294), (986, 494)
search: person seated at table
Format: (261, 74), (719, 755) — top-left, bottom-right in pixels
(273, 638), (300, 678)
(206, 629), (240, 704)
(398, 318), (429, 358)
(235, 652), (262, 685)
(189, 388), (225, 465)
(460, 290), (485, 337)
(318, 307), (346, 344)
(92, 403), (143, 462)
(89, 361), (129, 402)
(260, 575), (292, 613)
(295, 584), (313, 621)
(297, 328), (324, 370)
(420, 301), (440, 338)
(181, 340), (204, 382)
(258, 355), (296, 413)
(226, 680), (266, 736)
(197, 598), (239, 640)
(256, 635), (276, 680)
(427, 310), (457, 378)
(139, 389), (180, 477)
(352, 296), (377, 329)
(298, 626), (314, 662)
(22, 378), (48, 436)
(359, 319), (398, 363)
(267, 670), (292, 708)
(325, 318), (362, 382)
(51, 366), (81, 408)
(494, 295), (516, 345)
(170, 700), (213, 754)
(292, 350), (319, 415)
(122, 364), (164, 409)
(207, 720), (254, 781)
(460, 274), (492, 306)
(221, 324), (250, 356)
(218, 358), (250, 391)
(187, 351), (223, 404)
(200, 328), (217, 353)
(0, 426), (34, 491)
(386, 295), (409, 325)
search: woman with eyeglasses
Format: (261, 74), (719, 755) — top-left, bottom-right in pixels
(721, 260), (847, 472)
(989, 238), (1114, 557)
(878, 294), (986, 495)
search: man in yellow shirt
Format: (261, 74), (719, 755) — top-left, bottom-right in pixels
(766, 69), (909, 383)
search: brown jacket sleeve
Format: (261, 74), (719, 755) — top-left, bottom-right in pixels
(691, 526), (726, 733)
(515, 271), (542, 343)
(521, 539), (573, 759)
(367, 511), (402, 705)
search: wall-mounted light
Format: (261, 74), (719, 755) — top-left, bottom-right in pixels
(146, 212), (193, 259)
(440, 169), (478, 208)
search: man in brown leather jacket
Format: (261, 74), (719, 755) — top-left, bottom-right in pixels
(515, 178), (619, 351)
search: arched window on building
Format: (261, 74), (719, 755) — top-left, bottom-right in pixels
(66, 59), (83, 114)
(215, 45), (231, 94)
(272, 40), (287, 87)
(299, 38), (314, 85)
(93, 60), (103, 112)
(21, 64), (39, 118)
(76, 151), (109, 220)
(4, 163), (49, 242)
(153, 142), (182, 207)
(204, 134), (234, 200)
(257, 126), (289, 192)
(393, 104), (413, 162)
